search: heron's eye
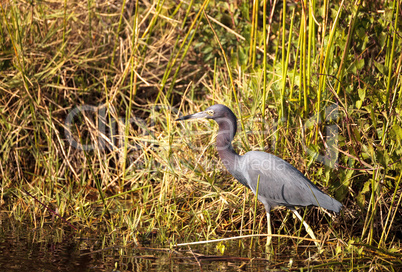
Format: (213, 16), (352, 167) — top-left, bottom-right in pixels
(206, 110), (214, 116)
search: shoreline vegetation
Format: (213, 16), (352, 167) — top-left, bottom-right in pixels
(1, 0), (401, 269)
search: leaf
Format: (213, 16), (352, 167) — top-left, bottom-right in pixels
(237, 46), (247, 66)
(356, 27), (365, 39)
(356, 180), (371, 209)
(194, 42), (205, 49)
(361, 144), (372, 160)
(356, 59), (365, 70)
(216, 242), (225, 254)
(358, 88), (366, 101)
(377, 149), (389, 168)
(348, 59), (364, 74)
(374, 61), (386, 75)
(391, 124), (402, 145)
(353, 127), (361, 142)
(202, 46), (213, 54)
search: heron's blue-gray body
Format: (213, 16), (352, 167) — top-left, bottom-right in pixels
(224, 151), (342, 212)
(177, 104), (342, 246)
(209, 104), (341, 213)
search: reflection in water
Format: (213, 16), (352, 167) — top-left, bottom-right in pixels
(0, 227), (272, 272)
(1, 219), (394, 271)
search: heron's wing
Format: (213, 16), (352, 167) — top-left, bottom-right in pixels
(239, 151), (341, 212)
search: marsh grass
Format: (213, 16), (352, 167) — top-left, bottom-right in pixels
(1, 0), (401, 269)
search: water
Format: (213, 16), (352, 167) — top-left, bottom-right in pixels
(2, 219), (395, 271)
(0, 224), (274, 271)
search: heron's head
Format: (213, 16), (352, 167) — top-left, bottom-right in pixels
(176, 104), (232, 121)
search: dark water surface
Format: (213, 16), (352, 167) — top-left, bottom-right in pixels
(0, 226), (270, 271)
(0, 221), (312, 271)
(1, 218), (387, 271)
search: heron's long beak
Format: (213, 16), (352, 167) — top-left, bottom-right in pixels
(175, 111), (209, 121)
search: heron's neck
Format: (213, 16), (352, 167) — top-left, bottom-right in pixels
(215, 117), (239, 172)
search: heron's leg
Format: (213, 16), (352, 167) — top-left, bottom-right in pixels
(290, 208), (321, 248)
(266, 212), (272, 246)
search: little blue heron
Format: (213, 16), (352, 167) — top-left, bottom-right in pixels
(176, 104), (342, 247)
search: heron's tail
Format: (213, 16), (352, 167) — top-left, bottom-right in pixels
(313, 190), (342, 213)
